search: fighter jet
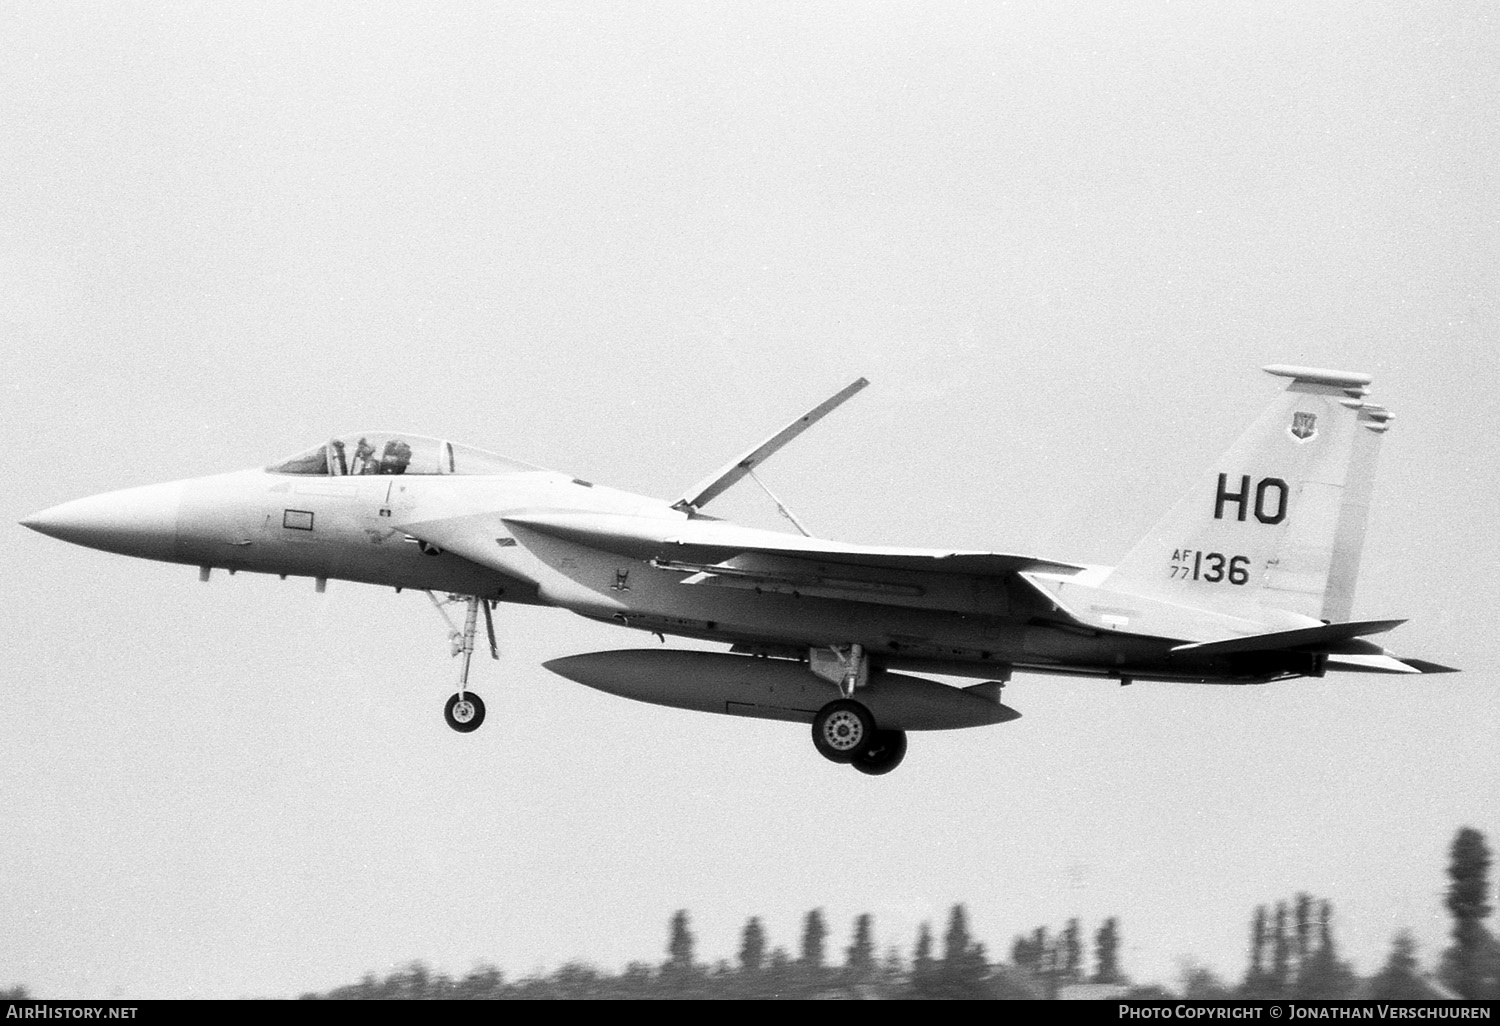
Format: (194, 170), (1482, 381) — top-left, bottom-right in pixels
(21, 365), (1454, 774)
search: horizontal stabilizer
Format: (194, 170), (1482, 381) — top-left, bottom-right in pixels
(1325, 654), (1461, 675)
(1397, 658), (1461, 674)
(1170, 618), (1406, 656)
(1325, 654), (1423, 674)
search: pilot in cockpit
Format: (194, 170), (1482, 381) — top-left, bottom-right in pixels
(267, 433), (537, 477)
(351, 437), (378, 475)
(376, 438), (412, 475)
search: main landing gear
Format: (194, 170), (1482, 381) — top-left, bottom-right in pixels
(812, 700), (875, 763)
(428, 592), (498, 733)
(811, 700), (908, 775)
(852, 727), (907, 776)
(808, 644), (908, 775)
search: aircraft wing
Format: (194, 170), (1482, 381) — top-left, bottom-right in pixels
(398, 508), (1084, 600)
(500, 510), (1088, 579)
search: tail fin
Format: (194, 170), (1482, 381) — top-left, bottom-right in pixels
(1104, 365), (1390, 622)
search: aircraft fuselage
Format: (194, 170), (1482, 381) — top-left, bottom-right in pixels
(27, 465), (1303, 686)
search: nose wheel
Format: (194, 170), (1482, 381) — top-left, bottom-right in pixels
(445, 691), (486, 733)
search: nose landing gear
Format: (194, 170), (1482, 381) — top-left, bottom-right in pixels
(428, 592), (498, 734)
(444, 691), (486, 732)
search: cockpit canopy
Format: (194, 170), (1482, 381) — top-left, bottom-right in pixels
(268, 433), (542, 477)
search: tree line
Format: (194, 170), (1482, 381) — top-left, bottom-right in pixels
(5, 827), (1495, 999)
(294, 826), (1499, 1000)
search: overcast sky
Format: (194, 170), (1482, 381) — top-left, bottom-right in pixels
(3, 1), (1497, 998)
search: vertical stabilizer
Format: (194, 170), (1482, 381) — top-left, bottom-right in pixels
(1103, 366), (1389, 622)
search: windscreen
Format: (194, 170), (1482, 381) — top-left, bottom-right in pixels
(267, 433), (541, 476)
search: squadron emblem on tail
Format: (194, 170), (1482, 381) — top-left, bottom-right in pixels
(1290, 410), (1318, 442)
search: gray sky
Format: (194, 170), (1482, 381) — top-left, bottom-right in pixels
(3, 1), (1497, 998)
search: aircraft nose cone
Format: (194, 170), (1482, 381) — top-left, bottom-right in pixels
(22, 480), (186, 561)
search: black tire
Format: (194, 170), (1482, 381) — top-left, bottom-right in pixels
(812, 699), (877, 764)
(444, 692), (486, 733)
(852, 729), (908, 775)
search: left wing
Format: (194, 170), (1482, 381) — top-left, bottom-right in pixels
(501, 510), (1087, 579)
(396, 508), (1084, 603)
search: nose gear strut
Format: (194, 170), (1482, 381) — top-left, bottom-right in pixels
(427, 592), (499, 732)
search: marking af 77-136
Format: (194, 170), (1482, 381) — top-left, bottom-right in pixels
(22, 365), (1454, 775)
